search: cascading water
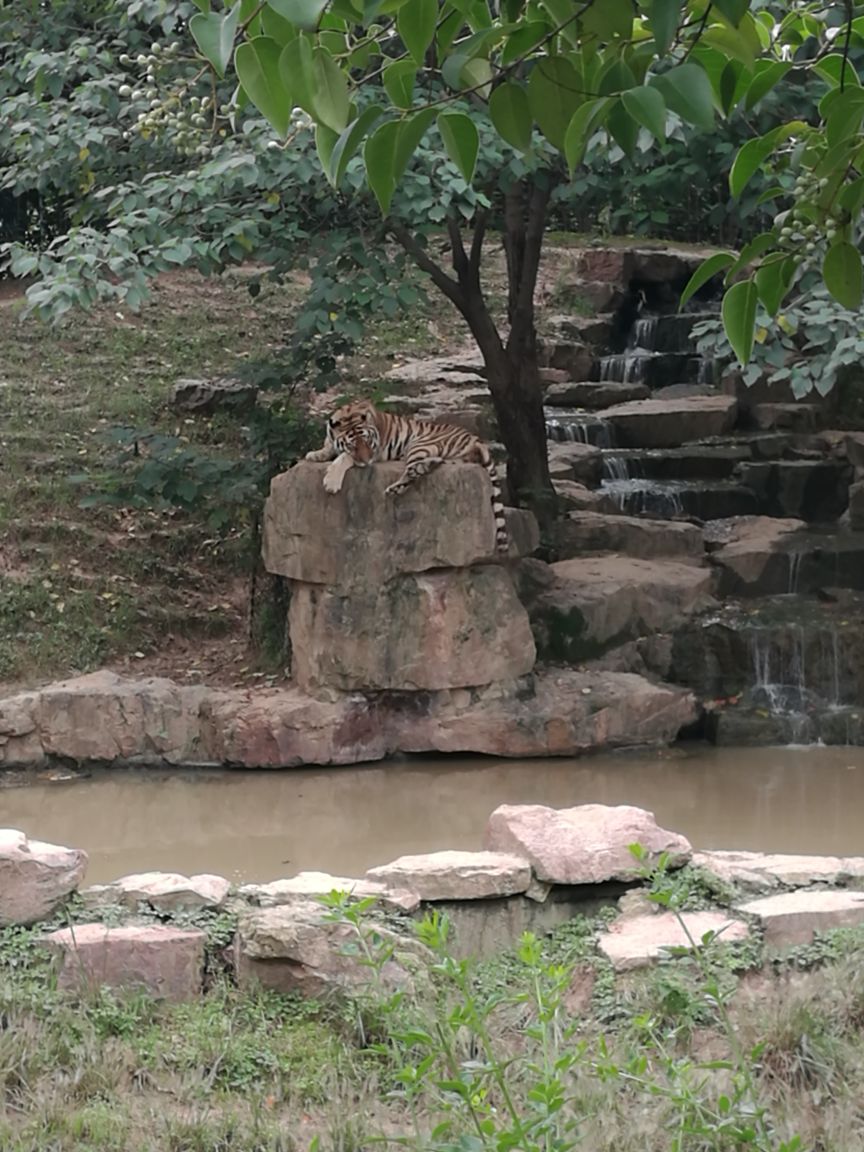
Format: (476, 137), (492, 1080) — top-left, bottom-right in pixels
(544, 409), (613, 447)
(599, 354), (649, 383)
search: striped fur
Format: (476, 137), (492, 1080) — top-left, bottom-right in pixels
(305, 399), (509, 553)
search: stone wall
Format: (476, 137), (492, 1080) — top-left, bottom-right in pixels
(7, 804), (864, 1002)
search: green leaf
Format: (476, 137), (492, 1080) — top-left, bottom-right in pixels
(729, 122), (807, 198)
(501, 20), (547, 66)
(383, 60), (416, 109)
(651, 62), (715, 131)
(265, 0), (327, 29)
(326, 105), (383, 186)
(840, 176), (864, 215)
(719, 60), (741, 115)
(824, 241), (863, 310)
(310, 47), (350, 131)
(621, 85), (666, 143)
(712, 0), (748, 25)
(563, 97), (607, 174)
(489, 81), (533, 152)
(280, 34), (314, 114)
(394, 107), (435, 176)
(679, 251), (735, 309)
(437, 111), (479, 182)
(606, 99), (638, 158)
(648, 0), (682, 57)
(364, 120), (400, 214)
(815, 53), (861, 89)
(528, 56), (582, 150)
(261, 6), (298, 44)
(826, 87), (864, 150)
(755, 256), (794, 316)
(722, 278), (758, 366)
(190, 5), (240, 77)
(581, 0), (633, 39)
(744, 60), (791, 110)
(397, 0), (437, 64)
(315, 121), (338, 171)
(234, 37), (292, 135)
(724, 231), (778, 282)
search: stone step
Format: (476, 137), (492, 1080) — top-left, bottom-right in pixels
(601, 444), (751, 482)
(601, 478), (758, 521)
(710, 520), (864, 597)
(602, 395), (738, 449)
(552, 511), (705, 561)
(525, 555), (716, 661)
(544, 380), (649, 409)
(734, 459), (852, 522)
(599, 350), (703, 389)
(548, 441), (602, 486)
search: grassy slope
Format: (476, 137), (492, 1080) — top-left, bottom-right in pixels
(3, 888), (864, 1152)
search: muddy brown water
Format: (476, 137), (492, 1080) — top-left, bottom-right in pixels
(2, 744), (864, 885)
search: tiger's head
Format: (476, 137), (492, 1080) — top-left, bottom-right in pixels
(327, 399), (381, 463)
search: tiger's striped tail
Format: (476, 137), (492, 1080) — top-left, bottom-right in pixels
(479, 445), (509, 555)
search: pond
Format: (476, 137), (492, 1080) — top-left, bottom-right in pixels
(2, 743), (863, 885)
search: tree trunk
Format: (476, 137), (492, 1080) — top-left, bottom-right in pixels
(388, 174), (557, 527)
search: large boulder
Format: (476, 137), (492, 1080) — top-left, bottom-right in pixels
(737, 890), (864, 948)
(736, 460), (852, 522)
(234, 901), (429, 998)
(289, 565), (536, 692)
(707, 516), (806, 596)
(529, 555), (715, 660)
(100, 871), (230, 912)
(41, 923), (205, 1001)
(239, 872), (420, 914)
(485, 803), (692, 884)
(0, 829), (88, 926)
(264, 461), (512, 588)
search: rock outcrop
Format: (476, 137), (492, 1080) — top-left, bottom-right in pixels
(0, 668), (698, 768)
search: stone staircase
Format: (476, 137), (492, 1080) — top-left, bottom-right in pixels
(383, 242), (864, 747)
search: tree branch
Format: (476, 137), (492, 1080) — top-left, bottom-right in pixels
(388, 220), (465, 311)
(468, 208), (488, 287)
(447, 215), (470, 282)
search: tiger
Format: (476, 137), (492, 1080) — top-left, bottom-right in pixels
(304, 399), (509, 553)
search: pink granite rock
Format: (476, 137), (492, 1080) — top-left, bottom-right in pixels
(41, 923), (205, 1000)
(485, 803), (691, 885)
(0, 828), (87, 926)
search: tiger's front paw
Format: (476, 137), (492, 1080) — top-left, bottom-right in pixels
(323, 464), (345, 494)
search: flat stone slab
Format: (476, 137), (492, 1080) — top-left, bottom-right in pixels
(544, 381), (649, 410)
(485, 803), (691, 885)
(554, 511), (705, 561)
(366, 850), (531, 902)
(603, 395), (738, 449)
(239, 871), (420, 913)
(694, 851), (864, 891)
(708, 515), (806, 595)
(41, 923), (205, 1001)
(106, 871), (230, 911)
(0, 828), (88, 927)
(535, 555), (715, 649)
(548, 441), (602, 485)
(738, 889), (864, 947)
(598, 910), (750, 971)
(0, 668), (697, 768)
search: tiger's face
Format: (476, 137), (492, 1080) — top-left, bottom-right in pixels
(328, 400), (380, 463)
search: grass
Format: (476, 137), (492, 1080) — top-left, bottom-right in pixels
(4, 885), (864, 1151)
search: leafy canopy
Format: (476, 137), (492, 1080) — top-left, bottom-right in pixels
(180, 0), (864, 364)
